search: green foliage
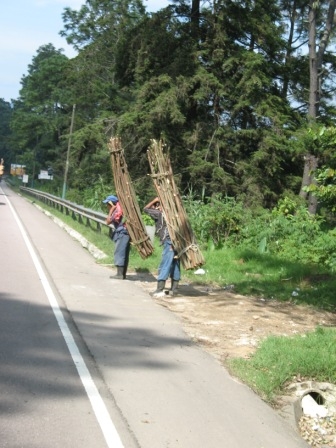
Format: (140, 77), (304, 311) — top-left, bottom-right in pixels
(9, 44), (72, 183)
(298, 126), (336, 214)
(184, 194), (245, 248)
(82, 175), (114, 211)
(305, 167), (336, 212)
(0, 99), (13, 164)
(6, 0), (336, 217)
(236, 204), (336, 270)
(142, 213), (155, 225)
(184, 193), (336, 274)
(271, 196), (300, 217)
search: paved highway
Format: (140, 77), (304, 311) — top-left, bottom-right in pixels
(0, 183), (309, 448)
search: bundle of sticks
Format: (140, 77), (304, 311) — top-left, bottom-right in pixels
(107, 137), (154, 259)
(147, 139), (205, 270)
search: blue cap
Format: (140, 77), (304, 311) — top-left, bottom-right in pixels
(103, 195), (118, 204)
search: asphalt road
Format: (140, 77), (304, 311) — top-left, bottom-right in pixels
(0, 183), (309, 448)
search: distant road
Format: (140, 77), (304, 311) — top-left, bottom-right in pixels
(0, 183), (309, 448)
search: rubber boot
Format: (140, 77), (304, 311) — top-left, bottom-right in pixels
(110, 266), (124, 279)
(150, 280), (166, 298)
(169, 280), (179, 296)
(122, 265), (128, 280)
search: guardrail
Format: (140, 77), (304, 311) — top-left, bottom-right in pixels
(20, 187), (108, 233)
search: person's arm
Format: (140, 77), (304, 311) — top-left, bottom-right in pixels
(106, 203), (117, 225)
(143, 197), (159, 210)
(144, 198), (161, 223)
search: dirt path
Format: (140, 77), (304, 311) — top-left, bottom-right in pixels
(137, 280), (336, 362)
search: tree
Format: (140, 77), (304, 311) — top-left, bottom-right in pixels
(301, 125), (336, 213)
(0, 99), (13, 166)
(299, 0), (336, 214)
(58, 0), (149, 190)
(10, 45), (72, 179)
(7, 0), (336, 213)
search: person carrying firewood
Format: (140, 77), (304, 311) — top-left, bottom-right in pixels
(144, 197), (180, 297)
(103, 194), (130, 280)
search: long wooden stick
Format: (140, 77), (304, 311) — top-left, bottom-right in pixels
(147, 139), (205, 270)
(108, 137), (154, 259)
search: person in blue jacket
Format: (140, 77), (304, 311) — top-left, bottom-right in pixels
(144, 197), (180, 297)
(103, 195), (130, 279)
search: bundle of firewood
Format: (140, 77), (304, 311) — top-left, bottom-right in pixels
(107, 137), (154, 259)
(147, 139), (205, 270)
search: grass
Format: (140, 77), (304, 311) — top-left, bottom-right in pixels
(227, 327), (336, 403)
(182, 246), (336, 311)
(22, 192), (336, 404)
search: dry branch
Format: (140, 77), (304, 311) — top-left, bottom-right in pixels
(147, 139), (205, 270)
(107, 137), (154, 259)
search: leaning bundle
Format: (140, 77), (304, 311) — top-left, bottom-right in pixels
(107, 137), (154, 259)
(147, 139), (205, 270)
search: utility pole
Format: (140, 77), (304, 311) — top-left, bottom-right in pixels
(62, 104), (76, 199)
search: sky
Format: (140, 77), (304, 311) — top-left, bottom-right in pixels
(0, 0), (169, 103)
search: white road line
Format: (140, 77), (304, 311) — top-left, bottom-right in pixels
(6, 193), (125, 448)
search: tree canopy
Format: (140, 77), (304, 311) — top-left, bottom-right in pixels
(3, 0), (336, 211)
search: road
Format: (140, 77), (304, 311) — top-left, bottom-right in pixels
(0, 183), (309, 448)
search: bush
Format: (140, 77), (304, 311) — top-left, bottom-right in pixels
(184, 193), (336, 272)
(185, 194), (246, 248)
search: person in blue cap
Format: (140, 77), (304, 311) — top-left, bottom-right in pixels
(103, 195), (130, 279)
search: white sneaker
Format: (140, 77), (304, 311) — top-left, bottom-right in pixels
(152, 290), (165, 298)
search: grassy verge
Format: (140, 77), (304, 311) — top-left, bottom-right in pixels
(23, 193), (336, 404)
(182, 246), (336, 311)
(227, 327), (336, 403)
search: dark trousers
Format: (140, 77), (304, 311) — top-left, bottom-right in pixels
(113, 231), (130, 269)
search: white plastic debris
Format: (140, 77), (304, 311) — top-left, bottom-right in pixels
(301, 394), (328, 418)
(194, 268), (206, 275)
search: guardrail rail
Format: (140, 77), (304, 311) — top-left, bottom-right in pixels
(20, 187), (108, 233)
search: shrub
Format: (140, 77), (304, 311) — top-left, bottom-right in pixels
(184, 194), (246, 248)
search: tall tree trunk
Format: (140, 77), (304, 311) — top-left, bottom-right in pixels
(282, 0), (298, 98)
(308, 0), (319, 119)
(188, 0), (201, 122)
(300, 154), (318, 213)
(300, 155), (311, 200)
(300, 0), (336, 214)
(191, 0), (200, 38)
